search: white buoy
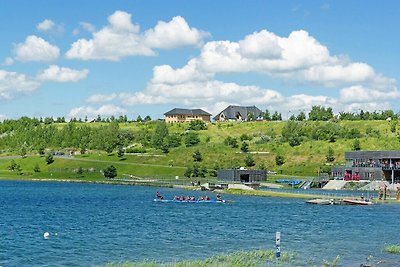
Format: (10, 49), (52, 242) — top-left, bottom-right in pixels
(43, 232), (50, 239)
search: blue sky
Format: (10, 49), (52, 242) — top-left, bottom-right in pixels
(1, 0), (399, 120)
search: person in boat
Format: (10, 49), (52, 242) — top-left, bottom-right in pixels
(205, 196), (210, 200)
(216, 194), (223, 202)
(156, 191), (164, 200)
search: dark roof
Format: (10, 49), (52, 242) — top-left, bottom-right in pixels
(213, 105), (262, 121)
(164, 108), (211, 116)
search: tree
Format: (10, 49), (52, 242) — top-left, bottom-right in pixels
(117, 147), (125, 158)
(241, 142), (249, 153)
(45, 153), (54, 165)
(352, 139), (361, 151)
(33, 163), (40, 173)
(103, 165), (117, 179)
(184, 132), (200, 147)
(244, 155), (256, 167)
(184, 166), (193, 178)
(247, 112), (255, 121)
(296, 112), (306, 121)
(144, 115), (152, 122)
(152, 122), (169, 149)
(136, 115), (143, 122)
(275, 155), (285, 167)
(187, 120), (207, 131)
(288, 134), (301, 147)
(192, 150), (202, 162)
(38, 146), (45, 156)
(20, 146), (27, 158)
(224, 136), (238, 148)
(326, 147), (335, 162)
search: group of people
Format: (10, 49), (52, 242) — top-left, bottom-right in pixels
(155, 192), (223, 202)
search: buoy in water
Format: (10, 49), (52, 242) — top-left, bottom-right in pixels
(43, 232), (50, 239)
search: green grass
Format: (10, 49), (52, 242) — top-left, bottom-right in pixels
(384, 244), (400, 254)
(1, 120), (400, 181)
(106, 249), (296, 267)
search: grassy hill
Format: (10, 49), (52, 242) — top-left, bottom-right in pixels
(1, 120), (399, 182)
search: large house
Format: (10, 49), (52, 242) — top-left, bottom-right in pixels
(331, 150), (400, 183)
(164, 108), (211, 123)
(214, 105), (262, 122)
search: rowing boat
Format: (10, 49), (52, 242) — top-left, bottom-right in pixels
(153, 199), (227, 203)
(342, 198), (373, 205)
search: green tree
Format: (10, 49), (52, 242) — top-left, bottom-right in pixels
(187, 120), (207, 131)
(136, 115), (143, 122)
(224, 136), (238, 148)
(184, 132), (200, 147)
(33, 163), (40, 173)
(103, 165), (117, 179)
(117, 147), (125, 158)
(326, 147), (335, 162)
(38, 146), (45, 156)
(45, 154), (54, 165)
(296, 111), (306, 121)
(20, 146), (27, 158)
(241, 142), (249, 153)
(247, 112), (255, 121)
(244, 155), (256, 167)
(184, 166), (193, 178)
(275, 155), (285, 167)
(192, 150), (202, 162)
(352, 139), (361, 151)
(152, 122), (169, 149)
(144, 115), (152, 122)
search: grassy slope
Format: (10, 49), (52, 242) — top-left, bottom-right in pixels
(1, 120), (399, 181)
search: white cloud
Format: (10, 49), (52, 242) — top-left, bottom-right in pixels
(86, 93), (117, 103)
(0, 114), (6, 121)
(66, 11), (209, 61)
(15, 35), (60, 62)
(37, 19), (55, 31)
(340, 85), (400, 104)
(66, 10), (152, 61)
(80, 22), (96, 33)
(2, 57), (14, 66)
(68, 104), (127, 119)
(144, 16), (210, 49)
(0, 70), (40, 99)
(37, 65), (89, 82)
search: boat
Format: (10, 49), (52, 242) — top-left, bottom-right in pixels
(342, 198), (373, 205)
(306, 198), (336, 205)
(153, 199), (227, 203)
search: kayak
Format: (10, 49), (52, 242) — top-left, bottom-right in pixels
(342, 198), (373, 205)
(153, 199), (227, 203)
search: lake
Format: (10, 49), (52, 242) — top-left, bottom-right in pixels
(0, 180), (399, 266)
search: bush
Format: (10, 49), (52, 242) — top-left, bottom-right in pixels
(187, 120), (207, 131)
(103, 165), (117, 179)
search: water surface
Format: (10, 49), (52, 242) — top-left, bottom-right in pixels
(0, 180), (399, 266)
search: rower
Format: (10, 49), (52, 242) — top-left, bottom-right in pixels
(156, 191), (164, 200)
(216, 194), (223, 202)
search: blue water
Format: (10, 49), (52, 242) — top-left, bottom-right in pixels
(1, 181), (399, 266)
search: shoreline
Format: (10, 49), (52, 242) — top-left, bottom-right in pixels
(3, 176), (398, 203)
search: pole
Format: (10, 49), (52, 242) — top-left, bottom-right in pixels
(276, 231), (281, 266)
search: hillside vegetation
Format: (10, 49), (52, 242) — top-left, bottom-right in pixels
(1, 116), (399, 182)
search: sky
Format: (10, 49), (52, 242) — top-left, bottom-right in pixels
(1, 0), (399, 121)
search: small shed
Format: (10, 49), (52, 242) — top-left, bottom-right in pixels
(217, 169), (267, 183)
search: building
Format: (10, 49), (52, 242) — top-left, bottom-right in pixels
(217, 169), (267, 183)
(164, 108), (211, 123)
(331, 150), (400, 184)
(213, 105), (263, 122)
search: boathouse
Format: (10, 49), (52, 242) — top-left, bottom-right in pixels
(331, 150), (400, 184)
(217, 169), (267, 183)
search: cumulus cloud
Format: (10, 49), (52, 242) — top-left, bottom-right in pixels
(340, 85), (400, 104)
(144, 16), (210, 49)
(66, 11), (208, 60)
(68, 104), (127, 119)
(0, 70), (40, 99)
(2, 57), (14, 66)
(14, 35), (60, 62)
(37, 19), (55, 31)
(37, 65), (89, 82)
(86, 93), (117, 103)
